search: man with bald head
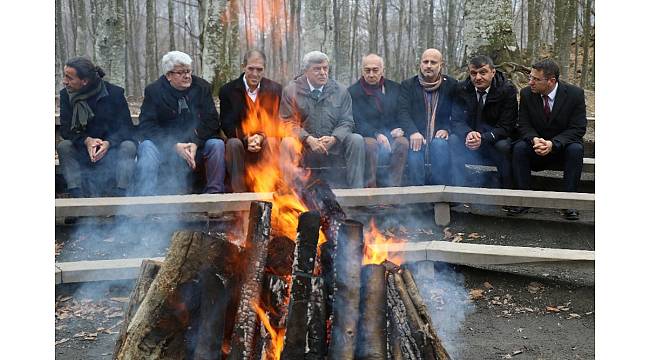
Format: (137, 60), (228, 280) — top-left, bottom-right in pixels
(398, 48), (458, 185)
(348, 54), (409, 187)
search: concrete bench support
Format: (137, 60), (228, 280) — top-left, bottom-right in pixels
(434, 202), (451, 226)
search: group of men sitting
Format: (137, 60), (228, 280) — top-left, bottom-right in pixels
(57, 47), (587, 220)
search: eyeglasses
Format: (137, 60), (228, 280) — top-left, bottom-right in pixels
(169, 69), (192, 76)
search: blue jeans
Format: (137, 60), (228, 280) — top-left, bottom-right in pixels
(406, 138), (450, 185)
(448, 134), (513, 188)
(135, 139), (226, 195)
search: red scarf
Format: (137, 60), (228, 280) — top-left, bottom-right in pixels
(359, 76), (385, 113)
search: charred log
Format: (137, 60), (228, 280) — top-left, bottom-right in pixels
(265, 236), (295, 276)
(113, 259), (162, 358)
(227, 201), (273, 360)
(328, 220), (364, 360)
(114, 231), (241, 360)
(305, 276), (328, 360)
(281, 211), (321, 359)
(355, 264), (387, 360)
(386, 271), (421, 359)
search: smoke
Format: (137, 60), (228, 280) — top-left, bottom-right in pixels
(410, 261), (475, 358)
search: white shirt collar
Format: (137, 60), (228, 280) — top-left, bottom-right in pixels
(243, 74), (260, 93)
(306, 78), (324, 92)
(545, 82), (558, 101)
(475, 86), (491, 94)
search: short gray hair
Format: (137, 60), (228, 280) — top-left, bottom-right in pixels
(161, 51), (193, 74)
(302, 51), (329, 71)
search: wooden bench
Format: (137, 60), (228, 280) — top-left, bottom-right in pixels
(54, 242), (594, 284)
(55, 186), (594, 226)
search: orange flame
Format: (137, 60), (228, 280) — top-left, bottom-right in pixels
(240, 95), (326, 245)
(252, 301), (286, 360)
(363, 218), (406, 265)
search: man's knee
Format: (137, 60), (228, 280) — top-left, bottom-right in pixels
(137, 140), (160, 165)
(118, 140), (137, 158)
(512, 140), (531, 157)
(564, 142), (584, 160)
(393, 136), (409, 154)
(494, 139), (512, 156)
(364, 137), (378, 154)
(204, 138), (225, 157)
(56, 140), (76, 156)
(226, 138), (244, 153)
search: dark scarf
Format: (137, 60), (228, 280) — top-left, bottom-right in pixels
(67, 79), (106, 133)
(359, 76), (385, 113)
(418, 71), (442, 141)
(160, 75), (194, 125)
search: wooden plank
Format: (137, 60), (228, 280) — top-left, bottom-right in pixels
(372, 241), (594, 266)
(440, 186), (595, 210)
(55, 186), (446, 217)
(57, 257), (164, 283)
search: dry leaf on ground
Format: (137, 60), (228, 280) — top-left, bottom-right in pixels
(527, 282), (543, 294)
(483, 282), (494, 289)
(469, 289), (485, 300)
(467, 232), (481, 240)
(443, 227), (453, 240)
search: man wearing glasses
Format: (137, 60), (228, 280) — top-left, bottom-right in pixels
(510, 59), (587, 220)
(348, 53), (409, 187)
(135, 51), (226, 195)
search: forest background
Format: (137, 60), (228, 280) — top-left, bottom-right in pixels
(54, 0), (595, 105)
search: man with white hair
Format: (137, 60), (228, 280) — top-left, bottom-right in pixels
(135, 51), (226, 195)
(279, 51), (365, 188)
(348, 53), (408, 187)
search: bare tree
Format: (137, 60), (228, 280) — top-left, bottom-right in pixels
(94, 0), (127, 87)
(580, 0), (592, 89)
(463, 0), (519, 64)
(56, 0), (67, 91)
(74, 0), (89, 57)
(554, 0), (577, 77)
(169, 0), (176, 50)
(145, 0), (158, 84)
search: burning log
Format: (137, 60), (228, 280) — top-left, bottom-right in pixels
(113, 259), (162, 358)
(281, 211), (321, 359)
(114, 231), (241, 360)
(305, 276), (328, 360)
(265, 236), (295, 276)
(328, 219), (364, 360)
(227, 201), (273, 360)
(355, 264), (388, 360)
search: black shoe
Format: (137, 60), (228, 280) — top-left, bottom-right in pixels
(505, 206), (530, 216)
(561, 209), (580, 220)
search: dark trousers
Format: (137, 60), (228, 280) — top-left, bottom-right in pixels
(225, 137), (279, 192)
(406, 138), (450, 185)
(448, 134), (513, 188)
(279, 133), (365, 189)
(56, 139), (136, 197)
(364, 136), (409, 187)
(512, 140), (584, 192)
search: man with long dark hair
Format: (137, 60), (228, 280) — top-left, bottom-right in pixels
(57, 56), (136, 197)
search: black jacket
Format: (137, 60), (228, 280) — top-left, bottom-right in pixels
(218, 73), (282, 140)
(348, 77), (401, 138)
(517, 81), (586, 151)
(397, 74), (458, 137)
(138, 75), (221, 148)
(451, 70), (518, 143)
(59, 81), (134, 148)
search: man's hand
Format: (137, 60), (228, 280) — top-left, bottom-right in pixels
(84, 137), (110, 162)
(532, 137), (552, 156)
(434, 129), (449, 140)
(390, 128), (404, 138)
(319, 136), (337, 151)
(376, 134), (391, 152)
(409, 132), (425, 151)
(247, 134), (263, 153)
(175, 142), (198, 169)
(306, 136), (328, 154)
(465, 131), (481, 150)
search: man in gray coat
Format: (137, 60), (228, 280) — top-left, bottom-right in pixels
(279, 51), (365, 188)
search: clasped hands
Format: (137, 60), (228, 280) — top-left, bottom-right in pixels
(175, 142), (198, 169)
(306, 135), (337, 154)
(409, 129), (448, 151)
(532, 137), (553, 156)
(84, 137), (110, 163)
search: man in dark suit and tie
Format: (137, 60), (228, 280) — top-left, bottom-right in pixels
(510, 59), (587, 220)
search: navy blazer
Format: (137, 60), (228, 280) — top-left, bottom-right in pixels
(397, 74), (458, 137)
(517, 81), (586, 152)
(59, 81), (134, 149)
(218, 73), (282, 140)
(348, 77), (401, 138)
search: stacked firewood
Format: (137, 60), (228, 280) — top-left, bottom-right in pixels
(113, 181), (450, 360)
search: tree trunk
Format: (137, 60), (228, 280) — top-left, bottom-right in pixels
(145, 0), (157, 84)
(554, 0), (577, 77)
(200, 0), (225, 90)
(126, 0), (142, 96)
(94, 0), (127, 88)
(463, 0), (520, 64)
(580, 0), (592, 89)
(368, 0), (379, 54)
(56, 0), (66, 92)
(303, 0), (328, 53)
(349, 0), (359, 79)
(381, 0), (390, 74)
(446, 0), (457, 66)
(394, 0), (404, 79)
(168, 0), (176, 50)
(74, 0), (88, 56)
